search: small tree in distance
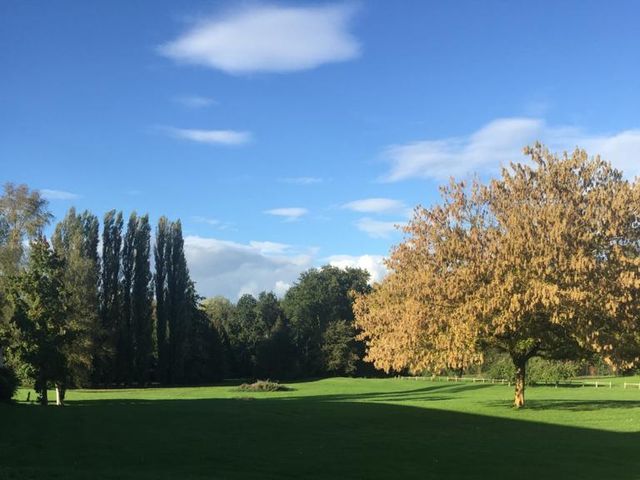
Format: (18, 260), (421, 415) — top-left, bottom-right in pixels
(354, 144), (640, 407)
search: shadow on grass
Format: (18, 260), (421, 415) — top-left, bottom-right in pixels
(483, 399), (640, 411)
(1, 388), (639, 480)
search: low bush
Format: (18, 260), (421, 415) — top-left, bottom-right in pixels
(237, 380), (292, 392)
(0, 365), (19, 401)
(485, 353), (580, 385)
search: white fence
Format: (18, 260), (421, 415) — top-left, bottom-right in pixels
(398, 375), (635, 389)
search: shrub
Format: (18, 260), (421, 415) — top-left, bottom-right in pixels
(237, 380), (292, 392)
(484, 353), (580, 385)
(0, 366), (19, 402)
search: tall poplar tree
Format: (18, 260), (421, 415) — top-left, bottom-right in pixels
(132, 214), (152, 384)
(166, 220), (191, 384)
(98, 210), (123, 384)
(154, 217), (170, 383)
(119, 213), (137, 383)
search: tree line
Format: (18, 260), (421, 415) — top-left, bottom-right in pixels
(0, 184), (376, 404)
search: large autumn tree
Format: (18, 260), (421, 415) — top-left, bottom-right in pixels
(354, 144), (640, 407)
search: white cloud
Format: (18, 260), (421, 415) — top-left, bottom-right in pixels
(164, 127), (251, 146)
(278, 176), (323, 185)
(355, 217), (402, 239)
(326, 254), (388, 283)
(383, 117), (640, 181)
(184, 235), (314, 299)
(342, 197), (406, 214)
(183, 235), (389, 298)
(249, 241), (291, 255)
(174, 95), (217, 108)
(159, 3), (360, 74)
(40, 189), (80, 200)
(264, 207), (308, 221)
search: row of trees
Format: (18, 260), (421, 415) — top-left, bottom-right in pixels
(203, 266), (375, 380)
(0, 184), (377, 404)
(0, 185), (226, 404)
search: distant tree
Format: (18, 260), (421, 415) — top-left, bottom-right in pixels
(0, 183), (53, 278)
(282, 265), (371, 376)
(52, 208), (101, 390)
(98, 210), (123, 384)
(202, 296), (236, 375)
(119, 213), (137, 383)
(355, 144), (640, 407)
(322, 320), (359, 376)
(132, 214), (153, 384)
(2, 238), (70, 405)
(255, 317), (295, 380)
(152, 218), (200, 384)
(154, 216), (170, 383)
(0, 184), (52, 365)
(232, 294), (259, 377)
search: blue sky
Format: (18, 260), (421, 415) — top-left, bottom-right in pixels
(2, 1), (639, 298)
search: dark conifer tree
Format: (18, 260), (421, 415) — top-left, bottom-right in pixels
(98, 210), (123, 384)
(154, 216), (170, 383)
(119, 213), (137, 383)
(132, 214), (153, 384)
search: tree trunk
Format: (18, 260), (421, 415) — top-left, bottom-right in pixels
(39, 382), (48, 406)
(55, 384), (65, 406)
(514, 360), (526, 408)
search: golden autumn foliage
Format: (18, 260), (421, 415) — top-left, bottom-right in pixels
(354, 144), (640, 407)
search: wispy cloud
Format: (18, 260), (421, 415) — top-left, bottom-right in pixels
(40, 189), (80, 201)
(278, 176), (323, 185)
(192, 216), (221, 226)
(342, 197), (407, 214)
(164, 127), (251, 146)
(383, 117), (640, 181)
(264, 207), (309, 221)
(159, 3), (360, 74)
(174, 95), (217, 108)
(355, 217), (402, 239)
(192, 216), (234, 231)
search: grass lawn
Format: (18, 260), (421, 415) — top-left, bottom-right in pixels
(1, 377), (640, 479)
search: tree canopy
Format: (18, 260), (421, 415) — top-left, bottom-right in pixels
(354, 144), (640, 407)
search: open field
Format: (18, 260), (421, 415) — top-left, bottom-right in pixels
(2, 377), (640, 479)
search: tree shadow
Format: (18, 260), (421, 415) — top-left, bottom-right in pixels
(2, 388), (639, 480)
(484, 399), (640, 411)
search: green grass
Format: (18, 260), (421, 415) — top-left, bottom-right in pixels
(2, 377), (640, 479)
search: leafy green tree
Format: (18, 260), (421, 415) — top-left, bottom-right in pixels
(52, 208), (101, 389)
(255, 317), (295, 380)
(0, 184), (52, 364)
(282, 266), (371, 376)
(0, 183), (52, 278)
(2, 238), (70, 405)
(322, 320), (359, 376)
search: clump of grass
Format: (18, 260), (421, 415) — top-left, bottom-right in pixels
(237, 380), (292, 392)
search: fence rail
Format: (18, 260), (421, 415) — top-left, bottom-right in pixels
(398, 375), (636, 389)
